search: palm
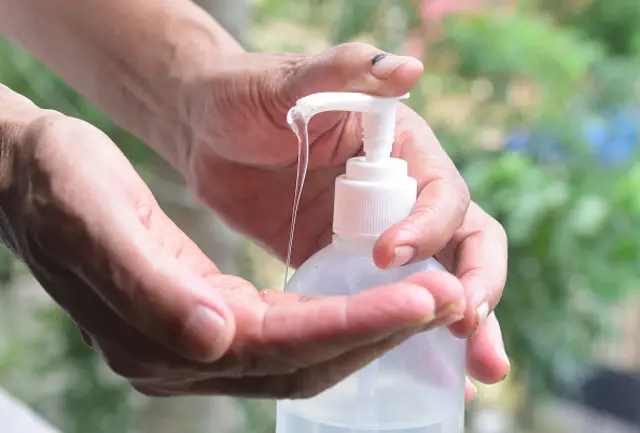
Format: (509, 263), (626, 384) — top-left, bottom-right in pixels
(189, 90), (365, 265)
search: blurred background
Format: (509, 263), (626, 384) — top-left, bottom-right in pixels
(1, 0), (639, 432)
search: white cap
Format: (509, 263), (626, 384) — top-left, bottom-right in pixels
(290, 92), (417, 242)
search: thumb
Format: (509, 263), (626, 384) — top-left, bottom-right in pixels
(282, 42), (424, 105)
(84, 203), (236, 363)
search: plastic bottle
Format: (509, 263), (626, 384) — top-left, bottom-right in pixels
(276, 92), (466, 433)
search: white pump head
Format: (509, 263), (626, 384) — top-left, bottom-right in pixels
(291, 92), (409, 162)
(289, 92), (418, 245)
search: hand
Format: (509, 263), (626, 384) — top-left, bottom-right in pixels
(0, 106), (470, 398)
(183, 43), (510, 396)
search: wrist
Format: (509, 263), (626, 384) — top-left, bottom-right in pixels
(1, 0), (244, 173)
(141, 18), (246, 172)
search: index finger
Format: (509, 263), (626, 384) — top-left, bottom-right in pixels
(374, 107), (470, 269)
(242, 270), (466, 373)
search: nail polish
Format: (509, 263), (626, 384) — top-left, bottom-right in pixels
(371, 55), (417, 78)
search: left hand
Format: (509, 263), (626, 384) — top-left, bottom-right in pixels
(179, 43), (510, 399)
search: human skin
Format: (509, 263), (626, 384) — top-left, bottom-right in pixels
(0, 0), (509, 398)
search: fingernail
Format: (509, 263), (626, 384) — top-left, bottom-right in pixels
(371, 54), (416, 79)
(386, 246), (416, 268)
(499, 344), (511, 370)
(182, 306), (226, 361)
(423, 301), (465, 331)
(436, 300), (466, 321)
(470, 300), (489, 338)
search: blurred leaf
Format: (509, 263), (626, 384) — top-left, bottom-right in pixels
(330, 0), (381, 43)
(437, 11), (603, 104)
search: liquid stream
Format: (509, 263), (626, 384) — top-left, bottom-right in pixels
(283, 107), (310, 289)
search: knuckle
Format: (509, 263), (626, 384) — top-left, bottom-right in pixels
(475, 202), (507, 243)
(331, 42), (377, 57)
(455, 178), (471, 212)
(411, 203), (438, 224)
(22, 110), (80, 149)
(493, 219), (508, 243)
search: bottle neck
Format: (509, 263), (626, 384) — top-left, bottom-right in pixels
(332, 157), (418, 245)
(331, 234), (377, 254)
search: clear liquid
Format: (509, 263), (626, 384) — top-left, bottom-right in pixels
(283, 107), (310, 289)
(276, 407), (463, 433)
(276, 372), (463, 433)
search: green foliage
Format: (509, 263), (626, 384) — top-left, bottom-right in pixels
(554, 0), (640, 56)
(429, 5), (640, 395)
(0, 38), (158, 168)
(438, 12), (603, 102)
(446, 141), (640, 395)
(0, 246), (20, 287)
(39, 310), (136, 433)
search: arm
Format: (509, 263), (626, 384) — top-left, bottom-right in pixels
(0, 0), (243, 169)
(0, 84), (38, 201)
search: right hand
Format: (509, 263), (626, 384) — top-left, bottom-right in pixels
(181, 43), (509, 392)
(0, 95), (467, 398)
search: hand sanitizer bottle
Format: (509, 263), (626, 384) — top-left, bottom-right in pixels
(276, 92), (466, 433)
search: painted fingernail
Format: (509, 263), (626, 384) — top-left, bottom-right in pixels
(371, 53), (388, 65)
(470, 301), (490, 338)
(387, 246), (416, 268)
(371, 54), (417, 78)
(182, 306), (226, 361)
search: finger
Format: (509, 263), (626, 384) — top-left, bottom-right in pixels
(373, 112), (470, 268)
(73, 198), (236, 363)
(280, 43), (424, 150)
(466, 312), (511, 384)
(442, 203), (508, 338)
(173, 328), (419, 399)
(28, 121), (236, 364)
(283, 42), (424, 106)
(242, 271), (465, 372)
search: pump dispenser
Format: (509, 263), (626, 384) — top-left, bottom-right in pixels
(277, 92), (466, 433)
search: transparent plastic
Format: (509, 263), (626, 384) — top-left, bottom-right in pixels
(276, 239), (466, 433)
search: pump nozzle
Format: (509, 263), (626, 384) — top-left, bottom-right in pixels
(288, 91), (417, 242)
(289, 92), (409, 162)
